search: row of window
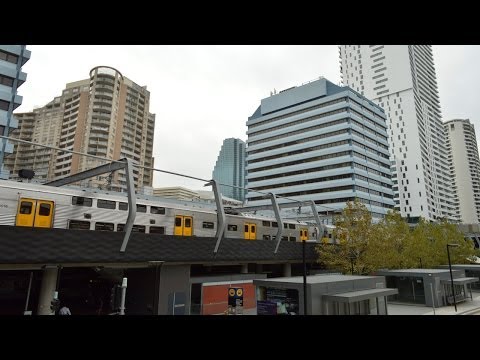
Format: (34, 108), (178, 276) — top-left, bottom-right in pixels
(71, 196), (165, 214)
(69, 220), (299, 232)
(248, 112), (348, 147)
(68, 220), (162, 233)
(249, 97), (347, 130)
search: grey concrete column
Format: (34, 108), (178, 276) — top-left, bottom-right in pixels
(283, 263), (292, 277)
(37, 267), (58, 315)
(240, 264), (248, 274)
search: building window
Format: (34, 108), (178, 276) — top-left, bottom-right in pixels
(0, 74), (14, 87)
(0, 100), (10, 111)
(0, 50), (19, 64)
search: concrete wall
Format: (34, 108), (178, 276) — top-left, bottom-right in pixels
(309, 277), (385, 315)
(158, 265), (191, 315)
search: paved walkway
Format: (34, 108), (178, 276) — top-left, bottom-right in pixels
(388, 291), (480, 315)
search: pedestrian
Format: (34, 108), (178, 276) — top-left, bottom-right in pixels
(58, 304), (71, 315)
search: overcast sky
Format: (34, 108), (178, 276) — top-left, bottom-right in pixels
(16, 45), (480, 190)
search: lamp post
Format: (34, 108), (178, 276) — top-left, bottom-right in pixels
(447, 243), (459, 312)
(302, 239), (307, 315)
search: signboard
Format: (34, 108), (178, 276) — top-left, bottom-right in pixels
(228, 287), (243, 308)
(257, 300), (277, 315)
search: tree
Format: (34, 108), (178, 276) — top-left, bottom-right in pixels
(404, 218), (477, 268)
(316, 201), (479, 275)
(366, 210), (410, 270)
(316, 199), (373, 275)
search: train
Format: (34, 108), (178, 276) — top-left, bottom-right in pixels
(0, 179), (328, 242)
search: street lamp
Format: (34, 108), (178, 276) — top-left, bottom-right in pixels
(446, 243), (460, 312)
(302, 239), (317, 315)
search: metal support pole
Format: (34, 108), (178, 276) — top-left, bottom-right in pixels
(120, 158), (137, 252)
(208, 180), (226, 254)
(119, 277), (127, 315)
(430, 283), (436, 315)
(271, 193), (284, 254)
(303, 239), (307, 315)
(24, 272), (33, 315)
(447, 244), (457, 312)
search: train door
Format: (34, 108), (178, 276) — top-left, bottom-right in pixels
(300, 228), (308, 241)
(16, 198), (55, 228)
(244, 223), (256, 240)
(174, 215), (193, 236)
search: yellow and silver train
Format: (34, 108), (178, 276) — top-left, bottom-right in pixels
(0, 180), (322, 242)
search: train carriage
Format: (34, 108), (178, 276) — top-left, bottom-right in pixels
(0, 180), (320, 242)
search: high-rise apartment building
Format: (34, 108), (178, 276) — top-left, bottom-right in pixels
(444, 119), (480, 223)
(339, 45), (455, 222)
(245, 77), (394, 220)
(0, 45), (31, 179)
(212, 138), (246, 201)
(8, 66), (155, 190)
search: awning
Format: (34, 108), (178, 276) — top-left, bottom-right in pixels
(322, 288), (398, 303)
(440, 277), (479, 285)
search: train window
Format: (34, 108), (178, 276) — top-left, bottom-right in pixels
(151, 206), (165, 214)
(262, 221), (271, 227)
(244, 225), (248, 232)
(38, 203), (51, 216)
(203, 222), (214, 229)
(281, 236), (288, 241)
(133, 225), (146, 233)
(20, 201), (32, 214)
(72, 197), (92, 207)
(251, 225), (256, 233)
(175, 218), (182, 226)
(117, 224), (146, 233)
(68, 220), (90, 230)
(289, 236), (296, 242)
(263, 235), (271, 240)
(119, 202), (128, 211)
(97, 199), (116, 209)
(272, 222), (278, 228)
(150, 226), (165, 234)
(185, 218), (191, 228)
(95, 222), (114, 231)
(136, 204), (147, 213)
(288, 224), (296, 229)
(284, 224), (288, 229)
(227, 224), (237, 231)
